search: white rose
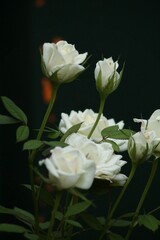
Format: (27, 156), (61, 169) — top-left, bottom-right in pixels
(128, 132), (155, 164)
(65, 133), (127, 186)
(134, 110), (160, 156)
(39, 146), (95, 190)
(59, 109), (127, 151)
(94, 57), (122, 97)
(41, 40), (88, 83)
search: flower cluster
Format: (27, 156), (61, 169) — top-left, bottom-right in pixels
(0, 40), (160, 240)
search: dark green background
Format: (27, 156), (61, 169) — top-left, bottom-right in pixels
(1, 0), (160, 239)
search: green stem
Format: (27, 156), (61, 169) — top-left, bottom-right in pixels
(47, 191), (62, 240)
(98, 163), (137, 240)
(88, 96), (106, 139)
(125, 159), (158, 240)
(28, 82), (60, 233)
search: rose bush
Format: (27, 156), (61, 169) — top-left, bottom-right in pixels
(41, 40), (88, 83)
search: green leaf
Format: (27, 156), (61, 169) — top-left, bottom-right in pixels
(39, 221), (50, 230)
(24, 232), (39, 240)
(65, 219), (83, 228)
(109, 129), (135, 140)
(65, 201), (91, 217)
(23, 140), (44, 150)
(101, 125), (119, 138)
(13, 207), (35, 224)
(16, 125), (29, 142)
(0, 223), (27, 233)
(1, 96), (27, 124)
(110, 219), (131, 227)
(47, 129), (62, 139)
(108, 232), (125, 240)
(0, 205), (35, 225)
(101, 125), (134, 140)
(80, 213), (103, 230)
(0, 114), (19, 124)
(138, 214), (160, 232)
(60, 122), (83, 142)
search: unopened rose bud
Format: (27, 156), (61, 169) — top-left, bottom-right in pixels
(128, 132), (154, 164)
(94, 57), (124, 98)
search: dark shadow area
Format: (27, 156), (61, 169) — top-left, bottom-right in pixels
(0, 0), (160, 239)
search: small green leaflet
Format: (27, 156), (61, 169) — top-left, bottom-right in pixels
(0, 223), (28, 233)
(65, 219), (83, 229)
(0, 114), (19, 124)
(101, 125), (134, 140)
(23, 140), (44, 150)
(60, 122), (83, 142)
(138, 214), (160, 232)
(1, 96), (27, 124)
(16, 125), (30, 142)
(65, 201), (91, 217)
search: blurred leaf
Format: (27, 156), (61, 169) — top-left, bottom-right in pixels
(80, 213), (103, 230)
(110, 219), (131, 227)
(24, 232), (39, 240)
(23, 140), (44, 150)
(16, 125), (29, 142)
(0, 223), (27, 233)
(0, 114), (19, 124)
(0, 205), (34, 225)
(65, 201), (91, 217)
(138, 214), (160, 232)
(65, 219), (83, 228)
(1, 96), (27, 124)
(119, 212), (135, 219)
(60, 122), (83, 142)
(39, 221), (50, 230)
(108, 232), (125, 240)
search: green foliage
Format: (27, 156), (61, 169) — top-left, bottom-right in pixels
(0, 114), (19, 124)
(60, 122), (83, 142)
(65, 201), (91, 217)
(16, 125), (30, 142)
(101, 125), (134, 140)
(0, 223), (28, 233)
(138, 214), (160, 232)
(1, 96), (27, 124)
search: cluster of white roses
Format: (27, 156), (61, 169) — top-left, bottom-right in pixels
(40, 120), (128, 190)
(39, 40), (160, 191)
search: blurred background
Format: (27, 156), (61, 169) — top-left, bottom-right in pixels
(1, 0), (160, 239)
